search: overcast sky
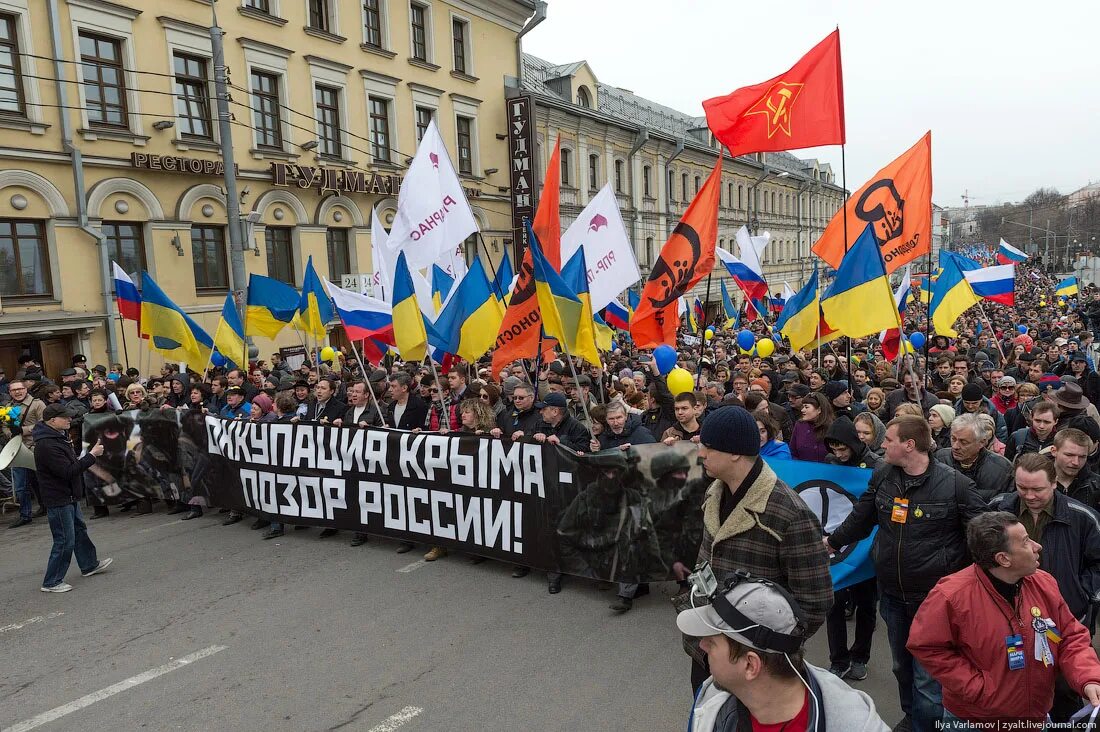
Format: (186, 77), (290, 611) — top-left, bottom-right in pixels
(523, 0), (1100, 208)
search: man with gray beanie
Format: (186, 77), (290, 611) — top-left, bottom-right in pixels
(674, 406), (833, 694)
(677, 574), (889, 732)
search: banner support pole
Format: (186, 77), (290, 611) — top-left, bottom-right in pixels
(841, 143), (851, 379)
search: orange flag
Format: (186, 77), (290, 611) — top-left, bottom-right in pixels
(630, 157), (722, 349)
(534, 137), (562, 271)
(491, 138), (562, 373)
(812, 131), (932, 274)
(703, 30), (845, 158)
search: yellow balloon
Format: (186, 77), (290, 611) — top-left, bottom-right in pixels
(704, 330), (714, 341)
(320, 346), (336, 363)
(666, 367), (694, 396)
(755, 338), (775, 358)
(739, 347), (753, 355)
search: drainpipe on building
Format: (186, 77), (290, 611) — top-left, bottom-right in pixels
(46, 0), (118, 365)
(512, 2), (547, 88)
(627, 129), (650, 268)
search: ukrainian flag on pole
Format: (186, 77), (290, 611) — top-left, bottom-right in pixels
(392, 251), (428, 362)
(427, 257), (503, 362)
(820, 224), (901, 339)
(212, 293), (247, 370)
(246, 273), (299, 339)
(776, 268), (823, 352)
(139, 272), (213, 373)
(1056, 276), (1079, 297)
(292, 256), (334, 340)
(528, 220), (601, 366)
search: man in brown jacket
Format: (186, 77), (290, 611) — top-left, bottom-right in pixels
(675, 405), (834, 694)
(5, 379), (45, 527)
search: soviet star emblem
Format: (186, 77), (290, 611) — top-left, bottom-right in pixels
(743, 81), (805, 139)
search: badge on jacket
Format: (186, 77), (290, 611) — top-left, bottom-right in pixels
(891, 497), (909, 523)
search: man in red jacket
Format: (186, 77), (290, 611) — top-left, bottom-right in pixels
(908, 511), (1100, 724)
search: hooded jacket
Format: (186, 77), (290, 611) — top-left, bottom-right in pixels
(689, 664), (889, 732)
(31, 421), (97, 508)
(934, 447), (1014, 502)
(824, 418), (884, 470)
(952, 396), (1008, 442)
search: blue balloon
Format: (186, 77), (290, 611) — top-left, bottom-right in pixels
(908, 332), (926, 351)
(211, 351), (227, 368)
(737, 329), (755, 351)
(1017, 325), (1028, 334)
(653, 344), (678, 375)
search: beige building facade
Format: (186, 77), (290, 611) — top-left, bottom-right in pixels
(0, 0), (535, 377)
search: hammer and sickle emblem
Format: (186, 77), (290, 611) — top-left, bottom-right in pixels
(767, 88), (793, 127)
(744, 81), (804, 139)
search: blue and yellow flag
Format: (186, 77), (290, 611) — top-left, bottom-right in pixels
(775, 269), (823, 352)
(139, 272), (213, 374)
(720, 280), (738, 329)
(292, 256), (334, 339)
(246, 273), (299, 339)
(213, 293), (247, 370)
(562, 249), (613, 352)
(431, 264), (454, 313)
(820, 224), (901, 339)
(1056, 277), (1079, 297)
(392, 251), (428, 362)
(930, 251), (981, 337)
(492, 246), (515, 304)
(528, 221), (601, 366)
(427, 257), (504, 363)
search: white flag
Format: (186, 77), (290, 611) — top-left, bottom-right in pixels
(560, 184), (641, 311)
(386, 119), (478, 269)
(370, 206), (395, 303)
(434, 241), (469, 280)
(735, 225), (771, 268)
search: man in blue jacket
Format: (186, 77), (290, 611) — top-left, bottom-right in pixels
(33, 404), (112, 593)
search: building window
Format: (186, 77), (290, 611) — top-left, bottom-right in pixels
(410, 3), (428, 62)
(645, 237), (654, 267)
(771, 191), (777, 213)
(452, 18), (467, 74)
(576, 86), (591, 108)
(695, 176), (701, 195)
(560, 148), (572, 187)
(0, 220), (51, 297)
(363, 0), (383, 48)
(326, 228), (350, 281)
(250, 70), (283, 149)
(369, 97), (391, 162)
(614, 160), (624, 194)
(681, 173), (688, 201)
(173, 53), (212, 140)
(588, 154), (599, 192)
(191, 226), (228, 291)
(79, 32), (127, 128)
(0, 14), (25, 116)
(265, 227), (294, 284)
(415, 105), (433, 142)
(667, 170), (675, 202)
(643, 165), (652, 197)
(456, 115), (473, 175)
(308, 0), (331, 32)
(315, 84), (342, 157)
(102, 222), (145, 279)
(244, 0), (271, 11)
(738, 185), (743, 209)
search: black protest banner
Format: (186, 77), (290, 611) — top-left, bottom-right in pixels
(200, 416), (710, 583)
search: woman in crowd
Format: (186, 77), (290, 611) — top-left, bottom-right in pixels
(186, 384), (211, 412)
(479, 383), (505, 420)
(853, 411), (885, 456)
(125, 383), (149, 410)
(457, 399), (495, 434)
(927, 404), (955, 450)
(863, 387), (886, 417)
(1004, 382), (1041, 433)
(946, 374), (966, 401)
(757, 413), (791, 459)
(977, 412), (1006, 456)
(250, 393), (275, 422)
(164, 376), (188, 408)
(789, 392), (833, 463)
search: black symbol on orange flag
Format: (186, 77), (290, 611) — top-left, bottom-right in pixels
(743, 81), (804, 139)
(855, 179), (905, 246)
(646, 222), (702, 309)
(511, 257), (535, 305)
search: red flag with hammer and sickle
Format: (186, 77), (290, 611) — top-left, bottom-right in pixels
(703, 30), (845, 158)
(630, 158), (721, 349)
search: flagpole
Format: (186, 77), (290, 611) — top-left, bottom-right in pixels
(697, 270), (714, 386)
(557, 339), (594, 441)
(975, 301), (1007, 362)
(428, 356), (452, 431)
(841, 143), (852, 380)
(475, 232), (505, 301)
(117, 314), (131, 372)
(924, 243), (934, 388)
(346, 336), (389, 428)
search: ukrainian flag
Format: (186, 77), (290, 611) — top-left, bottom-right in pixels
(930, 251), (981, 337)
(392, 251), (428, 362)
(1056, 277), (1079, 297)
(292, 256), (334, 340)
(428, 257), (504, 363)
(245, 273), (298, 339)
(720, 280), (738, 329)
(213, 293), (247, 370)
(562, 249), (613, 352)
(528, 220), (601, 366)
(431, 264), (454, 313)
(775, 269), (822, 352)
(139, 272), (213, 374)
(492, 246), (515, 304)
(820, 224), (901, 339)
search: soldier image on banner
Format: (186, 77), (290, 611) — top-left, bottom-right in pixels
(81, 410), (184, 506)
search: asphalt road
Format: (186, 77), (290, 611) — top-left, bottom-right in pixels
(0, 508), (902, 731)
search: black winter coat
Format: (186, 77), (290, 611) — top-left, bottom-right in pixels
(538, 413), (591, 452)
(1003, 426), (1054, 462)
(934, 447), (1014, 502)
(989, 490), (1100, 620)
(32, 422), (96, 508)
(386, 395), (429, 431)
(1060, 469), (1100, 512)
(597, 414), (655, 450)
(827, 458), (987, 602)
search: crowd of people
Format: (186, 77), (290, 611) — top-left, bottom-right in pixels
(5, 259), (1100, 729)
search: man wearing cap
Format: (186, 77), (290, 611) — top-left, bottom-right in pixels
(953, 383), (1007, 442)
(219, 386), (251, 419)
(531, 392), (590, 452)
(677, 576), (889, 732)
(33, 404), (112, 592)
(824, 381), (861, 422)
(563, 374), (598, 430)
(71, 354), (88, 372)
(785, 383), (810, 426)
(677, 406), (833, 693)
(1004, 400), (1057, 462)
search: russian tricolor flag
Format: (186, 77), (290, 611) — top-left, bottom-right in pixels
(603, 298), (629, 330)
(112, 261), (141, 322)
(996, 238), (1028, 265)
(964, 264), (1015, 306)
(716, 247), (769, 302)
(326, 279), (395, 345)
